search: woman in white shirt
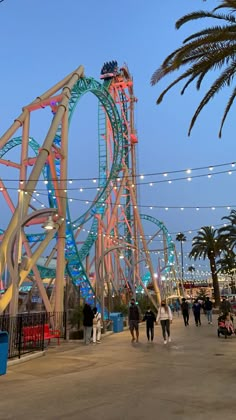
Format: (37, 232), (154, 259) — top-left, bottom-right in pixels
(92, 307), (102, 344)
(156, 300), (173, 344)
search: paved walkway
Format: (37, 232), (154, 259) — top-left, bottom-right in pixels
(1, 315), (236, 419)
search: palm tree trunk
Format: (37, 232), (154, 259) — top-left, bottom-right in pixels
(209, 256), (220, 306)
(181, 241), (184, 282)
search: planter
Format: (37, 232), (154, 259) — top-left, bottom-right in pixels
(69, 330), (84, 340)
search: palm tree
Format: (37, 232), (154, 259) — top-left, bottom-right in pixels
(151, 0), (236, 137)
(189, 226), (224, 306)
(218, 209), (236, 250)
(176, 233), (186, 283)
(217, 250), (236, 293)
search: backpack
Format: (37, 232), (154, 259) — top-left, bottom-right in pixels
(93, 313), (99, 325)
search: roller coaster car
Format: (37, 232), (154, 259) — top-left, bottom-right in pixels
(130, 134), (138, 144)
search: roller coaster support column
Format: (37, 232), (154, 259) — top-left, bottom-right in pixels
(126, 174), (162, 305)
(54, 106), (68, 314)
(0, 66), (84, 278)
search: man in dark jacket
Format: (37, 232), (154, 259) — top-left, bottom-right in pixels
(83, 303), (94, 345)
(192, 299), (202, 326)
(181, 298), (189, 326)
(220, 298), (232, 315)
(128, 298), (140, 343)
(204, 297), (213, 324)
(143, 307), (156, 342)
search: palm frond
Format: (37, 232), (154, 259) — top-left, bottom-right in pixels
(176, 11), (236, 30)
(219, 85), (236, 136)
(188, 61), (236, 135)
(183, 25), (236, 44)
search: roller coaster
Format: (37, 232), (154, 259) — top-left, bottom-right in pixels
(0, 61), (177, 316)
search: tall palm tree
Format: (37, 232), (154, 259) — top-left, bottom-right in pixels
(151, 0), (236, 137)
(219, 209), (236, 250)
(176, 233), (186, 283)
(189, 226), (224, 305)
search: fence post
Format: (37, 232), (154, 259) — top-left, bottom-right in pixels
(17, 315), (23, 359)
(42, 312), (45, 351)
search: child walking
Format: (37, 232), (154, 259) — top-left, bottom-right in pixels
(156, 300), (173, 344)
(142, 307), (156, 342)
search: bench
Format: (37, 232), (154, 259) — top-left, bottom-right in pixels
(22, 324), (60, 348)
(44, 324), (60, 345)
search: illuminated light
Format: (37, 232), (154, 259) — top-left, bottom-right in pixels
(69, 198), (73, 202)
(41, 204), (45, 208)
(33, 190), (37, 193)
(42, 215), (56, 230)
(187, 177), (192, 182)
(232, 162), (235, 167)
(211, 207), (215, 210)
(227, 206), (231, 210)
(168, 180), (172, 184)
(186, 169), (192, 174)
(69, 180), (73, 184)
(49, 190), (52, 193)
(85, 201), (89, 204)
(208, 174), (212, 179)
(20, 180), (24, 185)
(36, 193), (39, 196)
(132, 184), (135, 188)
(149, 206), (153, 210)
(33, 198), (36, 202)
(149, 182), (153, 186)
(0, 187), (3, 191)
(97, 188), (100, 191)
(180, 207), (184, 211)
(134, 205), (137, 209)
(209, 167), (214, 171)
(117, 178), (121, 182)
(189, 230), (192, 234)
(24, 191), (28, 195)
(140, 175), (144, 180)
(64, 189), (67, 193)
(93, 179), (97, 183)
(44, 180), (48, 185)
(228, 171), (232, 175)
(79, 188), (83, 192)
(165, 207), (169, 211)
(196, 208), (199, 211)
(163, 173), (168, 177)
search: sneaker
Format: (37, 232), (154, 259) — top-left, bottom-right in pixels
(97, 340), (101, 344)
(164, 340), (167, 344)
(168, 337), (171, 343)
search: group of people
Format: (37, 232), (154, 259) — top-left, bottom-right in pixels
(128, 297), (173, 345)
(83, 303), (101, 345)
(180, 297), (213, 327)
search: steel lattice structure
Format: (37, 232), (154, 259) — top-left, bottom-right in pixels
(0, 63), (177, 316)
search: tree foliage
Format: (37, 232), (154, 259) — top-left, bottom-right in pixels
(151, 0), (236, 137)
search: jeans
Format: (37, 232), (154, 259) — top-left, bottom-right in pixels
(194, 312), (201, 326)
(146, 325), (154, 341)
(182, 310), (189, 326)
(84, 326), (92, 344)
(206, 310), (212, 323)
(160, 320), (170, 340)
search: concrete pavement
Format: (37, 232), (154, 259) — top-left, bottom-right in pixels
(1, 314), (236, 419)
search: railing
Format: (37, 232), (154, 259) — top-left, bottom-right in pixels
(0, 312), (66, 360)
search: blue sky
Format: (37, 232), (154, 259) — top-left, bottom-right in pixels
(0, 0), (235, 278)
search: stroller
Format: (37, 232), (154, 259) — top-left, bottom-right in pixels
(217, 313), (235, 339)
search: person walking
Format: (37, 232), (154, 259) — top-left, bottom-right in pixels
(220, 298), (232, 315)
(204, 297), (213, 324)
(156, 300), (173, 344)
(142, 307), (156, 342)
(192, 299), (202, 326)
(92, 307), (102, 344)
(128, 298), (140, 343)
(181, 298), (189, 326)
(83, 303), (94, 345)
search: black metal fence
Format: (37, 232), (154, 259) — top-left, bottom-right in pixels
(0, 312), (66, 360)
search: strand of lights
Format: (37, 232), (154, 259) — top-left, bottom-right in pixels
(2, 160), (235, 182)
(8, 166), (236, 190)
